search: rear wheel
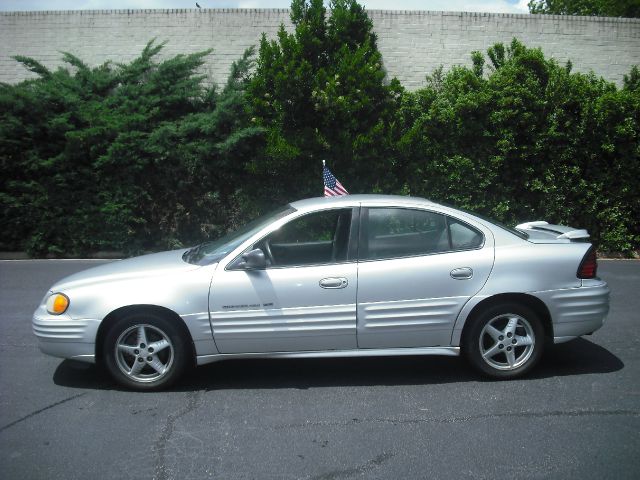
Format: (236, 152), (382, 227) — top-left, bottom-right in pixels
(103, 312), (190, 391)
(464, 304), (544, 379)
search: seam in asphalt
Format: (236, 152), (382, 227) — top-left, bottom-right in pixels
(0, 393), (87, 434)
(275, 409), (640, 430)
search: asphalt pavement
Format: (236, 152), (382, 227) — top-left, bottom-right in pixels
(0, 259), (638, 479)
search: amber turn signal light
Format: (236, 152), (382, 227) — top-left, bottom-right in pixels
(46, 293), (70, 315)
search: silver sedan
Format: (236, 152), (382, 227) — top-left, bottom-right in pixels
(33, 195), (610, 390)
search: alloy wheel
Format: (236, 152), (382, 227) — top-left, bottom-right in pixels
(114, 324), (175, 383)
(478, 313), (535, 371)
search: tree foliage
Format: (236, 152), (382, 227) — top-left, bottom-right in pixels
(0, 40), (262, 254)
(0, 1), (638, 256)
(247, 0), (403, 206)
(396, 39), (639, 253)
(528, 0), (640, 17)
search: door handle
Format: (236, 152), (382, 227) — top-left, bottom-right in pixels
(319, 277), (348, 289)
(450, 267), (473, 280)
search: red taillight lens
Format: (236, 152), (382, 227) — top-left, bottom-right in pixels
(577, 248), (598, 279)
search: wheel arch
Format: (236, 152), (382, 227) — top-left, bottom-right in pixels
(95, 305), (196, 365)
(460, 293), (553, 345)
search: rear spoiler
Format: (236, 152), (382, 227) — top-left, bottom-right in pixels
(515, 221), (590, 240)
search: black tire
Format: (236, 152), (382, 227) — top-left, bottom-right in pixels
(103, 312), (191, 391)
(463, 303), (544, 379)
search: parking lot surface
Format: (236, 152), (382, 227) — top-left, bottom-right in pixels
(0, 259), (638, 479)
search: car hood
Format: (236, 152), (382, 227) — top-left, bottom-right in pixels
(50, 249), (202, 291)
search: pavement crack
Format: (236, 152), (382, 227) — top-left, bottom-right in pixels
(153, 390), (203, 480)
(309, 452), (394, 480)
(0, 393), (86, 434)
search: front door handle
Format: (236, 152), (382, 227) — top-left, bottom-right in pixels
(450, 267), (473, 280)
(319, 277), (348, 289)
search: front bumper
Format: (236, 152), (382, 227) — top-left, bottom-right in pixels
(532, 279), (610, 343)
(32, 306), (100, 363)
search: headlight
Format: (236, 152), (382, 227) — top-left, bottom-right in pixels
(46, 293), (70, 315)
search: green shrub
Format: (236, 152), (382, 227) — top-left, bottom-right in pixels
(0, 41), (262, 255)
(397, 39), (639, 253)
(247, 0), (403, 206)
(1, 1), (638, 256)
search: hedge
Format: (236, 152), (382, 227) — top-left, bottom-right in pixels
(0, 0), (638, 256)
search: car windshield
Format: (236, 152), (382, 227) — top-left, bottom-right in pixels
(183, 205), (296, 265)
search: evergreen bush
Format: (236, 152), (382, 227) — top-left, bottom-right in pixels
(0, 1), (638, 256)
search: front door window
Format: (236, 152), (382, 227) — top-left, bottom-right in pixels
(256, 208), (353, 267)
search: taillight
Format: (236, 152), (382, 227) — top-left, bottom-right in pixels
(577, 248), (598, 279)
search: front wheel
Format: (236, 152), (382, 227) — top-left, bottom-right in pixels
(103, 313), (191, 391)
(464, 304), (544, 379)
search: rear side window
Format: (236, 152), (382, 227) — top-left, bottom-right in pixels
(360, 208), (483, 260)
(449, 218), (484, 250)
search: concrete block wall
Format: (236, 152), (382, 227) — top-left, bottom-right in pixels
(0, 9), (294, 88)
(1, 9), (639, 89)
(373, 10), (640, 89)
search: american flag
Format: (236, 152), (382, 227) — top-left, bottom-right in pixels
(323, 164), (348, 197)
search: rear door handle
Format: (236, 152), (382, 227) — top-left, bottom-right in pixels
(319, 277), (348, 289)
(450, 267), (473, 280)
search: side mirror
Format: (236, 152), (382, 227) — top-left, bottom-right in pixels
(235, 248), (267, 270)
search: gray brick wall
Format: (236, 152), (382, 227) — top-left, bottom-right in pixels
(1, 9), (639, 89)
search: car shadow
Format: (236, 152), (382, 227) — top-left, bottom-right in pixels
(52, 338), (624, 392)
(531, 337), (625, 379)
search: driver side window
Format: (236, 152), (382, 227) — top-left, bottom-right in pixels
(257, 209), (353, 267)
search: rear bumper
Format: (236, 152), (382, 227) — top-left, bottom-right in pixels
(32, 309), (99, 363)
(532, 280), (609, 343)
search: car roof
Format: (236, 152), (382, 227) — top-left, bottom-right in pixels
(289, 194), (441, 212)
